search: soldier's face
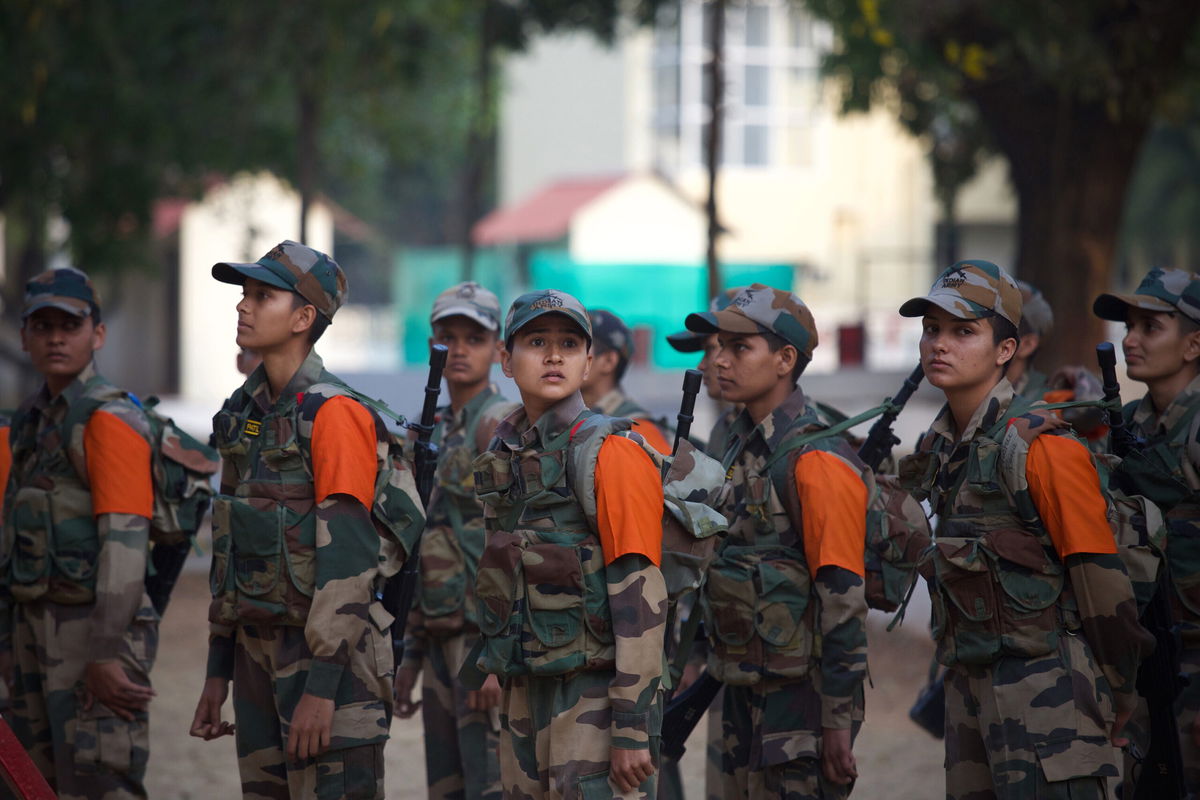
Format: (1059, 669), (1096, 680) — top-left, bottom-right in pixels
(712, 332), (794, 404)
(21, 307), (105, 387)
(235, 278), (314, 350)
(431, 316), (499, 389)
(919, 307), (1015, 392)
(501, 315), (592, 408)
(698, 335), (722, 399)
(1123, 308), (1200, 383)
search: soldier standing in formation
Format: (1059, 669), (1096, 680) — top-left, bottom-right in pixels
(1, 268), (159, 798)
(1093, 267), (1200, 796)
(582, 309), (673, 453)
(684, 284), (869, 799)
(394, 281), (515, 800)
(469, 290), (670, 799)
(898, 260), (1151, 799)
(188, 241), (422, 799)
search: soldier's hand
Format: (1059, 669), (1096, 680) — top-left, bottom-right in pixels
(393, 666), (421, 719)
(189, 677), (235, 740)
(678, 661), (702, 693)
(610, 746), (654, 793)
(468, 674), (501, 711)
(821, 727), (858, 785)
(288, 692), (335, 761)
(1110, 708), (1133, 747)
(83, 660), (156, 721)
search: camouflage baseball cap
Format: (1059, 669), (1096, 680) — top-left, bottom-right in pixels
(431, 281), (502, 331)
(899, 259), (1022, 327)
(667, 288), (742, 353)
(22, 267), (99, 319)
(1093, 268), (1200, 325)
(1017, 281), (1053, 337)
(504, 289), (592, 345)
(588, 309), (634, 361)
(684, 283), (818, 360)
(212, 240), (347, 321)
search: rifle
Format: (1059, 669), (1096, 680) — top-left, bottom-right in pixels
(1098, 341), (1186, 800)
(383, 344), (448, 659)
(661, 366), (924, 761)
(671, 369), (703, 454)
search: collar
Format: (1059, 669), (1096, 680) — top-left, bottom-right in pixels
(444, 383), (501, 429)
(1132, 372), (1200, 437)
(32, 360), (99, 414)
(1011, 368), (1047, 401)
(728, 384), (812, 456)
(930, 378), (1014, 444)
(244, 349), (328, 414)
(495, 392), (587, 451)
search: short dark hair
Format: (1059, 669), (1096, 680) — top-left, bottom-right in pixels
(292, 293), (330, 344)
(594, 342), (630, 383)
(1176, 312), (1200, 336)
(761, 330), (809, 386)
(90, 304), (102, 325)
(987, 315), (1019, 373)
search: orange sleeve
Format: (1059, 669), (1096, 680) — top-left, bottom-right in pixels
(794, 449), (867, 576)
(1026, 434), (1116, 557)
(312, 396), (378, 509)
(595, 435), (665, 566)
(631, 418), (672, 455)
(0, 426), (11, 511)
(84, 411), (153, 518)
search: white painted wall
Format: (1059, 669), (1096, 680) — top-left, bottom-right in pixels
(569, 175), (705, 264)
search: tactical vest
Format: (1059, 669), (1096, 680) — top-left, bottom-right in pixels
(418, 390), (511, 637)
(703, 408), (825, 686)
(472, 413), (625, 677)
(209, 379), (406, 628)
(899, 398), (1080, 667)
(1, 377), (134, 605)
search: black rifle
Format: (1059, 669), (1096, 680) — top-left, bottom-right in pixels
(1098, 342), (1186, 800)
(672, 369), (703, 454)
(145, 535), (200, 616)
(661, 366), (924, 761)
(384, 344), (448, 659)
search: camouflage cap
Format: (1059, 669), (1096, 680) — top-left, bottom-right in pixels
(1017, 280), (1053, 337)
(22, 267), (99, 319)
(431, 281), (502, 331)
(899, 259), (1022, 327)
(212, 240), (347, 321)
(1093, 267), (1200, 325)
(666, 287), (742, 353)
(588, 309), (634, 361)
(684, 283), (818, 360)
(504, 289), (592, 345)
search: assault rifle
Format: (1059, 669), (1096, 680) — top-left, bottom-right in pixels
(1098, 342), (1186, 800)
(661, 365), (924, 760)
(384, 344), (448, 659)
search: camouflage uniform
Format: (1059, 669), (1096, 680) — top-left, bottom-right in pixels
(1094, 267), (1200, 795)
(402, 384), (514, 800)
(899, 261), (1151, 799)
(207, 242), (421, 799)
(685, 285), (870, 800)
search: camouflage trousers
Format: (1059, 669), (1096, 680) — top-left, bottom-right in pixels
(499, 671), (661, 800)
(231, 623), (392, 800)
(720, 676), (861, 800)
(7, 596), (157, 800)
(943, 633), (1118, 800)
(420, 632), (501, 799)
(704, 688), (723, 800)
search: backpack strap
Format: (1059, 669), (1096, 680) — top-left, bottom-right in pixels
(60, 376), (133, 487)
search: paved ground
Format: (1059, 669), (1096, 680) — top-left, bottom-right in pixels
(145, 571), (945, 799)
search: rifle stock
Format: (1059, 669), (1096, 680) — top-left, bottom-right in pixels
(385, 344), (448, 659)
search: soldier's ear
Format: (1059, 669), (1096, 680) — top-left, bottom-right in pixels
(91, 321), (107, 353)
(1183, 328), (1200, 365)
(500, 346), (514, 378)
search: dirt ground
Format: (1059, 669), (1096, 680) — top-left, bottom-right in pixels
(144, 571), (944, 799)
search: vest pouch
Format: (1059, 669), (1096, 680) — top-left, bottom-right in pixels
(986, 527), (1063, 658)
(1166, 516), (1200, 621)
(44, 485), (99, 604)
(931, 538), (1000, 666)
(476, 529), (522, 638)
(279, 504), (317, 601)
(213, 409), (251, 458)
(473, 451), (513, 507)
(228, 500), (283, 600)
(419, 524), (467, 635)
(521, 535), (586, 673)
(965, 440), (1003, 496)
(898, 450), (936, 501)
(756, 555), (814, 680)
(517, 453), (568, 510)
(8, 487), (53, 601)
(259, 419), (306, 474)
(209, 496), (234, 597)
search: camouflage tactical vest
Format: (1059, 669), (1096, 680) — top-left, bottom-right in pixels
(472, 412), (626, 677)
(209, 361), (416, 628)
(899, 394), (1082, 667)
(2, 373), (135, 605)
(419, 388), (514, 637)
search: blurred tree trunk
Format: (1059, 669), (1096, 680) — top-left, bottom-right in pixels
(298, 86), (319, 243)
(704, 0), (725, 301)
(460, 2), (496, 281)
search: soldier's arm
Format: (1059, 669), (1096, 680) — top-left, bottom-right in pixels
(1025, 433), (1152, 714)
(304, 396), (382, 700)
(794, 448), (869, 730)
(595, 435), (667, 750)
(84, 404), (153, 659)
(205, 446), (241, 681)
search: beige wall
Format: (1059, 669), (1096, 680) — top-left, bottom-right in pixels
(570, 176), (705, 264)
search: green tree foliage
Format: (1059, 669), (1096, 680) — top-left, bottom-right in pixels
(803, 0), (1200, 365)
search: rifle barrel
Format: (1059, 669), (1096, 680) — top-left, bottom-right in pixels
(672, 369), (703, 455)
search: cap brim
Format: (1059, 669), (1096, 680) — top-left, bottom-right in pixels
(1093, 292), (1174, 322)
(898, 295), (990, 320)
(212, 262), (294, 292)
(666, 330), (706, 353)
(509, 308), (592, 341)
(685, 309), (766, 335)
(431, 306), (500, 331)
(22, 298), (91, 319)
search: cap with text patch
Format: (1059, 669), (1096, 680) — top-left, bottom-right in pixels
(212, 240), (346, 321)
(685, 283), (818, 360)
(1093, 267), (1200, 326)
(431, 281), (502, 331)
(899, 259), (1022, 328)
(504, 289), (592, 345)
(23, 267), (99, 319)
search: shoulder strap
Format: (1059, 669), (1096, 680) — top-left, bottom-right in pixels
(566, 412), (632, 534)
(305, 381), (408, 428)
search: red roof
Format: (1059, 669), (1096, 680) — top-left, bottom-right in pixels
(472, 175), (625, 246)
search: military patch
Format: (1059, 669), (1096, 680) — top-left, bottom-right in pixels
(244, 419), (262, 437)
(530, 295), (563, 310)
